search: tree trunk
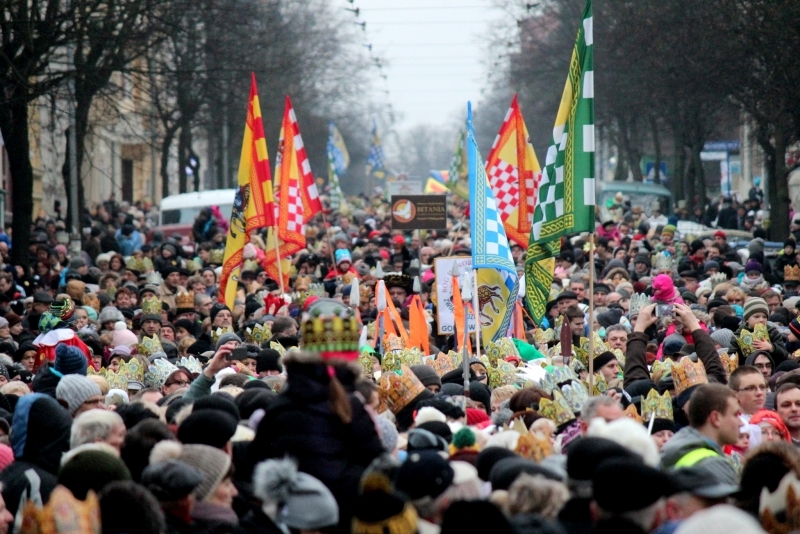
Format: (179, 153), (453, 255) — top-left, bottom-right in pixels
(161, 124), (179, 199)
(771, 123), (790, 241)
(178, 124), (189, 193)
(672, 130), (686, 206)
(627, 117), (644, 182)
(0, 99), (34, 268)
(62, 87), (93, 233)
(650, 115), (661, 185)
(685, 146), (696, 214)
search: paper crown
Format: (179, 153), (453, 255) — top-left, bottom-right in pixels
(269, 340), (286, 356)
(359, 348), (377, 377)
(50, 298), (75, 322)
(540, 365), (579, 395)
(119, 358), (145, 388)
(539, 389), (576, 426)
(760, 471), (800, 533)
(185, 259), (202, 273)
(209, 249), (225, 265)
(533, 328), (555, 345)
(515, 429), (554, 462)
(125, 256), (152, 273)
(583, 373), (608, 397)
(144, 358), (180, 388)
(785, 265), (800, 283)
(487, 360), (519, 389)
(178, 356), (203, 375)
(145, 271), (163, 286)
(210, 326), (234, 346)
(719, 349), (739, 376)
(624, 404), (643, 424)
(628, 293), (650, 317)
(560, 380), (589, 413)
(88, 366), (128, 391)
(380, 347), (425, 373)
(672, 357), (708, 396)
(708, 272), (727, 290)
(382, 333), (405, 353)
(359, 284), (373, 305)
(20, 485), (100, 534)
(137, 335), (163, 358)
(736, 323), (769, 358)
(641, 389), (674, 422)
(140, 296), (162, 317)
(290, 283), (325, 307)
(244, 323), (272, 345)
(485, 338), (520, 366)
(430, 352), (456, 376)
(176, 290), (194, 310)
(300, 310), (360, 361)
(651, 358), (674, 382)
(378, 364), (426, 414)
(654, 252), (674, 273)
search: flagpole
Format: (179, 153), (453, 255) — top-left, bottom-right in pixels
(272, 229), (285, 296)
(461, 270), (472, 400)
(472, 269), (481, 361)
(588, 232), (595, 396)
(320, 210), (338, 272)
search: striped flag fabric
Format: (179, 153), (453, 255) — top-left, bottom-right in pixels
(366, 120), (387, 180)
(327, 148), (344, 211)
(327, 122), (349, 176)
(219, 73), (275, 307)
(447, 130), (469, 199)
(485, 95), (542, 248)
(467, 102), (519, 346)
(525, 0), (595, 324)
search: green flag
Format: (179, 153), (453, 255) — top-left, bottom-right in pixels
(447, 130), (469, 200)
(525, 0), (595, 323)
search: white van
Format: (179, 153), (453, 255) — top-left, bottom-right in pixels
(152, 189), (236, 242)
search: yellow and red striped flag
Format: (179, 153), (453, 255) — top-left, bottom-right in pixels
(219, 73), (275, 308)
(485, 94), (542, 248)
(262, 96), (309, 289)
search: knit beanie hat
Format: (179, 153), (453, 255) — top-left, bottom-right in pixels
(396, 450), (454, 501)
(112, 321), (138, 348)
(215, 332), (242, 350)
(255, 349), (282, 374)
(56, 375), (103, 415)
(57, 450), (131, 500)
(466, 408), (490, 427)
(177, 409), (238, 448)
(0, 444), (13, 471)
(98, 306), (125, 325)
(376, 416), (399, 453)
(54, 343), (88, 376)
(744, 298), (769, 322)
(335, 248), (352, 265)
(149, 441), (230, 502)
(593, 351), (617, 370)
(209, 304), (231, 324)
(710, 328), (735, 349)
(745, 260), (763, 273)
(409, 365), (442, 389)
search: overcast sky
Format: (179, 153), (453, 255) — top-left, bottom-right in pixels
(351, 0), (507, 131)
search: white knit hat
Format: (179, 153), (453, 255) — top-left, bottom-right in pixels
(56, 375), (102, 416)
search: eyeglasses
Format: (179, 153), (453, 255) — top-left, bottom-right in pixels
(737, 385), (768, 393)
(166, 380), (190, 387)
(754, 363), (773, 370)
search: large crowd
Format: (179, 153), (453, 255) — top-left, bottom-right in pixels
(0, 191), (799, 534)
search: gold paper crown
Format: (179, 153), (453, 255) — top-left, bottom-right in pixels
(185, 259), (202, 273)
(539, 389), (576, 426)
(20, 485), (100, 534)
(89, 366), (129, 391)
(515, 430), (554, 461)
(488, 360), (519, 389)
(611, 347), (626, 367)
(210, 326), (234, 346)
(672, 357), (708, 396)
(651, 359), (674, 383)
(654, 252), (674, 273)
(359, 284), (373, 305)
(269, 341), (286, 356)
(641, 389), (673, 422)
(736, 323), (769, 357)
(244, 323), (272, 345)
(178, 356), (203, 375)
(560, 380), (589, 413)
(484, 338), (520, 366)
(378, 364), (426, 414)
(119, 358), (145, 387)
(382, 333), (405, 353)
(125, 256), (151, 273)
(628, 293), (650, 317)
(290, 283), (326, 307)
(176, 290), (194, 310)
(209, 248), (225, 265)
(623, 404), (643, 424)
(431, 352), (457, 376)
(137, 335), (163, 358)
(785, 265), (800, 283)
(300, 311), (360, 359)
(583, 373), (608, 397)
(359, 348), (378, 377)
(140, 295), (162, 317)
(719, 349), (739, 376)
(533, 328), (555, 345)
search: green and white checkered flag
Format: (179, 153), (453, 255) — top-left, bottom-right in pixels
(525, 0), (595, 324)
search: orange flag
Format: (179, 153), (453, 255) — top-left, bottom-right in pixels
(513, 300), (526, 340)
(219, 74), (275, 307)
(407, 295), (430, 354)
(451, 276), (472, 354)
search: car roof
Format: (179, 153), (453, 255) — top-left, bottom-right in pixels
(160, 189), (237, 210)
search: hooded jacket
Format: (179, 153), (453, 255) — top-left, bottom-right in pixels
(0, 394), (71, 529)
(660, 426), (737, 483)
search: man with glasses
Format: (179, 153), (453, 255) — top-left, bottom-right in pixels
(746, 351), (774, 381)
(729, 366), (767, 422)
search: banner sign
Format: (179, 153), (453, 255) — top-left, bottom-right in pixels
(391, 195), (447, 230)
(434, 256), (477, 335)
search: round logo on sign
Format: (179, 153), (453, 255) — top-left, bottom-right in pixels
(392, 199), (416, 223)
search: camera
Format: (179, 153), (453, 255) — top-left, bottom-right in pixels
(655, 304), (674, 317)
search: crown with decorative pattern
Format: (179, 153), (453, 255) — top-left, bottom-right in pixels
(125, 256), (151, 273)
(611, 347), (626, 367)
(137, 335), (163, 358)
(119, 358), (145, 389)
(671, 356), (708, 396)
(533, 328), (555, 345)
(300, 309), (360, 361)
(719, 349), (739, 376)
(628, 292), (650, 318)
(488, 360), (519, 389)
(515, 429), (554, 462)
(651, 359), (674, 383)
(431, 352), (457, 376)
(539, 389), (576, 426)
(140, 296), (162, 318)
(209, 248), (225, 265)
(244, 323), (272, 345)
(540, 365), (578, 395)
(290, 283), (326, 308)
(378, 364), (426, 414)
(583, 373), (608, 397)
(210, 326), (234, 346)
(485, 338), (520, 366)
(176, 291), (194, 311)
(144, 358), (180, 388)
(560, 380), (589, 413)
(623, 404), (643, 424)
(178, 356), (203, 375)
(785, 265), (800, 283)
(146, 271), (163, 286)
(641, 389), (673, 423)
(359, 347), (378, 377)
(736, 323), (769, 357)
(708, 272), (727, 290)
(20, 485), (100, 534)
(269, 341), (286, 356)
(759, 471), (800, 533)
(654, 252), (674, 273)
(185, 259), (202, 273)
(382, 333), (405, 353)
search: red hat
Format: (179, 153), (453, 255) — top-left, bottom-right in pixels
(466, 408), (490, 427)
(714, 230), (726, 239)
(393, 235), (406, 245)
(368, 230), (381, 239)
(379, 250), (390, 260)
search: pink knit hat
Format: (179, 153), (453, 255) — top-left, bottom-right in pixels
(651, 274), (684, 305)
(0, 444), (14, 471)
(112, 321), (138, 348)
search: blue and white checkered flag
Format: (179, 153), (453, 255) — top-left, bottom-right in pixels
(467, 102), (519, 344)
(366, 120), (386, 175)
